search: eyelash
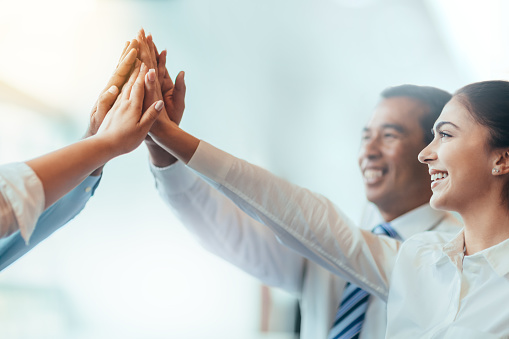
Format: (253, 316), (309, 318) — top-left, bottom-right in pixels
(439, 131), (451, 139)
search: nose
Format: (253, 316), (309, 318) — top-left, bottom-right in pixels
(418, 141), (437, 164)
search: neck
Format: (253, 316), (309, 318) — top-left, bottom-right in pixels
(377, 199), (429, 223)
(461, 197), (509, 255)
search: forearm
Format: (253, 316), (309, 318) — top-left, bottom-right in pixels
(148, 120), (199, 165)
(25, 136), (119, 209)
(145, 139), (178, 167)
(149, 120), (397, 298)
(186, 141), (400, 300)
(151, 161), (305, 292)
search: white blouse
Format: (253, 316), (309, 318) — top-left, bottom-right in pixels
(0, 162), (44, 243)
(187, 140), (509, 338)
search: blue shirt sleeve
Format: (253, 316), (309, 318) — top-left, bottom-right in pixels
(0, 174), (101, 271)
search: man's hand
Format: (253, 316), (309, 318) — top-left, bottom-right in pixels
(135, 29), (187, 167)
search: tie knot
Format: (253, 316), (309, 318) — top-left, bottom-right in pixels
(372, 222), (400, 239)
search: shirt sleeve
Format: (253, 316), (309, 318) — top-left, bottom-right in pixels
(150, 160), (306, 294)
(0, 174), (101, 271)
(187, 141), (401, 301)
(0, 162), (45, 243)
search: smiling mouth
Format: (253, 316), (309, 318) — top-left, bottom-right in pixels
(431, 171), (448, 188)
(363, 168), (386, 184)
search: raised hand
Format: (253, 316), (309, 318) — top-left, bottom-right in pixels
(97, 60), (164, 155)
(155, 47), (186, 126)
(85, 39), (139, 139)
(134, 29), (187, 167)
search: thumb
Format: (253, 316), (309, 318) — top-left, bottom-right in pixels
(140, 100), (164, 129)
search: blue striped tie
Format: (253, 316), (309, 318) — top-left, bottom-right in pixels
(327, 222), (399, 339)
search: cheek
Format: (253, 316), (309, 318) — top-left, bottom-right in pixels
(386, 145), (422, 173)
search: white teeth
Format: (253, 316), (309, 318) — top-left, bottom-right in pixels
(364, 169), (383, 180)
(431, 172), (448, 182)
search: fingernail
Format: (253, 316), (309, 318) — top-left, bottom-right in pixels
(108, 85), (118, 94)
(148, 69), (156, 82)
(155, 100), (164, 111)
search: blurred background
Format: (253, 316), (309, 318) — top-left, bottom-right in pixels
(0, 0), (507, 338)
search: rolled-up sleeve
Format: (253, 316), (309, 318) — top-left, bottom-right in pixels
(0, 163), (45, 243)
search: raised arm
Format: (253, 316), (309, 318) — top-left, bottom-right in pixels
(0, 40), (142, 267)
(0, 62), (163, 242)
(146, 93), (400, 302)
(137, 31), (306, 292)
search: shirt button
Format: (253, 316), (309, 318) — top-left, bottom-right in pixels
(85, 187), (92, 193)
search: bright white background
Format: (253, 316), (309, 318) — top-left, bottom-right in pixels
(0, 0), (507, 338)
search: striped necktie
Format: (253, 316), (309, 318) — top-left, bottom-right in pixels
(327, 222), (399, 339)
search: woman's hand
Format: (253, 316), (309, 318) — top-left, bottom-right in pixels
(97, 60), (164, 156)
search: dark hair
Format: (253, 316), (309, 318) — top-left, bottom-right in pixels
(381, 85), (452, 144)
(454, 80), (509, 149)
(454, 80), (509, 204)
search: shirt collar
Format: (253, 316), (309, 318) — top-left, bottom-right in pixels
(434, 229), (465, 268)
(433, 230), (509, 277)
(388, 204), (450, 241)
(473, 236), (509, 277)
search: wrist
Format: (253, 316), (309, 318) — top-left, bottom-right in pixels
(145, 140), (178, 167)
(89, 133), (125, 159)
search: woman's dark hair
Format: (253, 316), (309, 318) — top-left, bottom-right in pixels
(454, 80), (509, 203)
(454, 80), (509, 149)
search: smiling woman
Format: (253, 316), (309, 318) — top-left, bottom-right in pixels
(150, 78), (509, 337)
(419, 81), (509, 255)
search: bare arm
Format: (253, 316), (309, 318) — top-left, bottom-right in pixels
(26, 61), (163, 209)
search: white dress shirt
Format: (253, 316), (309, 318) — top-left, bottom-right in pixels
(150, 143), (460, 338)
(0, 162), (44, 243)
(182, 140), (507, 338)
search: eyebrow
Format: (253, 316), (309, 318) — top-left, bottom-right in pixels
(434, 121), (460, 132)
(362, 123), (406, 134)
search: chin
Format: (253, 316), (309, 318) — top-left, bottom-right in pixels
(430, 194), (450, 211)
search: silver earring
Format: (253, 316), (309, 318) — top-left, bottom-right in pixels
(492, 168), (500, 174)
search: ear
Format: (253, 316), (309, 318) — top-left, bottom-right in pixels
(493, 149), (509, 175)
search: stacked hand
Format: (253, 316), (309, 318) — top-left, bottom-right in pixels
(135, 29), (187, 166)
(85, 28), (194, 173)
(96, 60), (164, 156)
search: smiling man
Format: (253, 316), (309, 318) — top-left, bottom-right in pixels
(360, 90), (438, 222)
(148, 84), (462, 338)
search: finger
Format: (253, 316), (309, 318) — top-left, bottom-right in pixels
(158, 50), (171, 91)
(153, 39), (160, 61)
(173, 71), (186, 125)
(118, 41), (129, 63)
(96, 85), (120, 123)
(165, 66), (174, 88)
(122, 59), (142, 100)
(106, 48), (138, 92)
(147, 34), (158, 73)
(137, 29), (155, 69)
(144, 68), (160, 108)
(130, 62), (148, 105)
(118, 39), (139, 65)
(140, 100), (164, 129)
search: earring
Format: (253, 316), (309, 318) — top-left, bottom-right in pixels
(492, 168), (501, 174)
